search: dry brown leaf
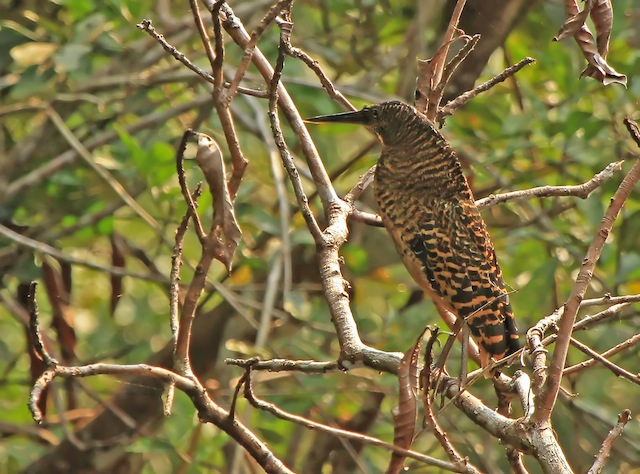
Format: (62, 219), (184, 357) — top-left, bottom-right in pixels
(42, 259), (76, 363)
(591, 0), (612, 56)
(416, 34), (467, 115)
(110, 233), (126, 316)
(557, 0), (626, 87)
(194, 133), (242, 271)
(554, 1), (592, 42)
(386, 330), (425, 474)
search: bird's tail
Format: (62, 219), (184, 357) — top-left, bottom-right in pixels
(474, 306), (520, 371)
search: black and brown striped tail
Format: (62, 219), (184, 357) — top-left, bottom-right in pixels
(475, 312), (520, 370)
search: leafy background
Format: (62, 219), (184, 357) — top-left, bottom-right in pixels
(1, 0), (640, 472)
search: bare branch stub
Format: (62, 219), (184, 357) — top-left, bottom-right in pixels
(587, 409), (632, 474)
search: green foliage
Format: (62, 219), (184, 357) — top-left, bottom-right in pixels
(1, 0), (639, 472)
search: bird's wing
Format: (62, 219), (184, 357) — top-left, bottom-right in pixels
(398, 195), (519, 364)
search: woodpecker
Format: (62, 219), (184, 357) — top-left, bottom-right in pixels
(307, 101), (519, 369)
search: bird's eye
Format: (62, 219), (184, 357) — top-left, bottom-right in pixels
(371, 109), (379, 119)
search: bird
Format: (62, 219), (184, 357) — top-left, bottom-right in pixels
(306, 101), (519, 370)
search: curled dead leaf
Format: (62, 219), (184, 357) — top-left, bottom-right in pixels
(556, 0), (626, 87)
(194, 133), (242, 272)
(386, 329), (427, 474)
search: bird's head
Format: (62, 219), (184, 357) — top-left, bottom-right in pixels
(305, 101), (422, 147)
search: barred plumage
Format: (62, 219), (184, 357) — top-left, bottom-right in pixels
(307, 101), (519, 369)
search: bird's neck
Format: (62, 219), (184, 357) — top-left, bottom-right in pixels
(376, 133), (474, 201)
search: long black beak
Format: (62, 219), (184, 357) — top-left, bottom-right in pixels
(304, 109), (369, 125)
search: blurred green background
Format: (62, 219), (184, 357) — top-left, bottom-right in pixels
(1, 1), (639, 472)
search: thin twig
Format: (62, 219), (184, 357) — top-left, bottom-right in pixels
(421, 330), (477, 472)
(240, 367), (474, 472)
(581, 293), (640, 307)
(269, 18), (324, 242)
(574, 302), (632, 331)
(564, 333), (640, 375)
(587, 409), (632, 474)
(226, 358), (340, 373)
(136, 19), (216, 84)
(8, 93), (213, 199)
(176, 130), (206, 241)
(171, 184), (203, 356)
(475, 160), (623, 209)
(438, 57), (536, 121)
(46, 106), (158, 229)
(275, 17), (355, 112)
(246, 95), (292, 299)
(205, 3), (249, 200)
(438, 35), (480, 97)
(211, 0), (225, 87)
(220, 3), (341, 209)
(224, 0), (292, 101)
(568, 337), (640, 384)
(424, 0), (468, 120)
(189, 0), (217, 72)
(0, 224), (168, 284)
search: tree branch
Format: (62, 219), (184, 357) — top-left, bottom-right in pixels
(535, 119), (640, 424)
